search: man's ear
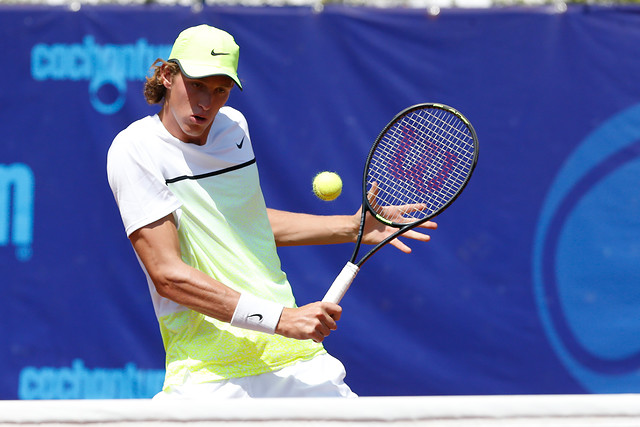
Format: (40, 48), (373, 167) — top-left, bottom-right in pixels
(159, 65), (173, 89)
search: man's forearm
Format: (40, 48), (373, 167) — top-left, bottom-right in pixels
(266, 208), (357, 247)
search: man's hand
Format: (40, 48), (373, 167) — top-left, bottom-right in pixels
(356, 182), (438, 253)
(276, 302), (342, 343)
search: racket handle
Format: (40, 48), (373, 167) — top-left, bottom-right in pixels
(322, 262), (360, 304)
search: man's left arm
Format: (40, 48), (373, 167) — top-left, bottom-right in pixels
(267, 208), (437, 254)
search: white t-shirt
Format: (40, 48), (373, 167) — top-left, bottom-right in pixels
(107, 107), (324, 387)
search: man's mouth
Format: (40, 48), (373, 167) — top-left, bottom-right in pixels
(192, 114), (207, 124)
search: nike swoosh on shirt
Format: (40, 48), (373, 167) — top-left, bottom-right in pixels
(236, 137), (245, 149)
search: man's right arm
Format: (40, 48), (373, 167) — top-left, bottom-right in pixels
(129, 213), (340, 342)
(129, 213), (240, 323)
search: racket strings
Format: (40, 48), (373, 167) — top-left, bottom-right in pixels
(366, 106), (476, 225)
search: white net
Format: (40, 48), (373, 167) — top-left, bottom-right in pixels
(2, 395), (640, 426)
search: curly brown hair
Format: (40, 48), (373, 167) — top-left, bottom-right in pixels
(143, 59), (180, 105)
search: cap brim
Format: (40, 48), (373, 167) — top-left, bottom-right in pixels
(170, 59), (243, 90)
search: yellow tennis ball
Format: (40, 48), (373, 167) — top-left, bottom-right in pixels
(313, 171), (342, 201)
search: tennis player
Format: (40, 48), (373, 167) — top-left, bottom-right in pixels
(107, 24), (437, 399)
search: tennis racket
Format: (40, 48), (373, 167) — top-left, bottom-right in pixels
(322, 103), (479, 304)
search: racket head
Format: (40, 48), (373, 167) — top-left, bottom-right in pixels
(363, 103), (479, 227)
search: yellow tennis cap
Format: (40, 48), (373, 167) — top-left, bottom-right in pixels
(168, 25), (242, 90)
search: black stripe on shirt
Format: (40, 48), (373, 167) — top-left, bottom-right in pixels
(165, 158), (257, 184)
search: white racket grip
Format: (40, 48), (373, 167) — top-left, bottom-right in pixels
(322, 262), (360, 304)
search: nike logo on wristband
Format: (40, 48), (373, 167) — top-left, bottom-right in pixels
(248, 313), (264, 322)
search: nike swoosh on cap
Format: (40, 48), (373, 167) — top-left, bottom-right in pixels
(211, 49), (230, 56)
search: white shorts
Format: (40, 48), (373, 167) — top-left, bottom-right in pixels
(154, 353), (357, 399)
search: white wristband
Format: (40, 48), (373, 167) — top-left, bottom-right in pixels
(230, 293), (284, 335)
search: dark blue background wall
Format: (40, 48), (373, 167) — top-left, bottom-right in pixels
(2, 4), (640, 399)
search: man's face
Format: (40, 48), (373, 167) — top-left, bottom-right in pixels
(160, 67), (235, 145)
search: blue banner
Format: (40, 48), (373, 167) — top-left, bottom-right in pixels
(2, 4), (640, 399)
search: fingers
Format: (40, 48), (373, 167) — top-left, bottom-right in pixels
(311, 304), (340, 343)
(388, 238), (412, 254)
(324, 302), (342, 321)
(388, 226), (435, 253)
(277, 303), (342, 343)
(366, 182), (380, 210)
(403, 228), (433, 242)
(418, 220), (438, 230)
(401, 203), (428, 214)
(311, 322), (333, 343)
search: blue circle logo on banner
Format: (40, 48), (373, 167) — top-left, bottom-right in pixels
(533, 103), (640, 392)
